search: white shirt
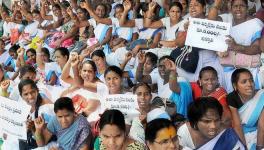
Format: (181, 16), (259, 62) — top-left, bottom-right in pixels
(150, 68), (172, 99)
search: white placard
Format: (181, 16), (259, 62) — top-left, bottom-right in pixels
(0, 96), (31, 140)
(185, 18), (231, 52)
(102, 94), (139, 117)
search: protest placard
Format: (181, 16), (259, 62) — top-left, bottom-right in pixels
(0, 96), (31, 140)
(101, 94), (139, 117)
(185, 18), (231, 52)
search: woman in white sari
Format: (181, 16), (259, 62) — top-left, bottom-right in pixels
(215, 0), (264, 92)
(178, 97), (245, 150)
(227, 68), (264, 150)
(169, 0), (225, 86)
(80, 3), (112, 56)
(144, 1), (185, 58)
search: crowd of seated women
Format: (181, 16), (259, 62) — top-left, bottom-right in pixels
(0, 0), (264, 149)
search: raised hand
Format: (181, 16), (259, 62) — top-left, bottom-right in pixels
(80, 1), (90, 10)
(214, 0), (222, 7)
(132, 45), (141, 56)
(164, 58), (176, 71)
(26, 118), (35, 131)
(0, 80), (10, 91)
(137, 51), (146, 64)
(66, 6), (74, 16)
(70, 52), (79, 67)
(123, 0), (132, 12)
(148, 2), (157, 11)
(36, 41), (43, 52)
(40, 0), (47, 5)
(17, 48), (25, 57)
(125, 52), (133, 62)
(34, 115), (45, 131)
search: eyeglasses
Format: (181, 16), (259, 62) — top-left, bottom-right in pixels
(154, 136), (178, 145)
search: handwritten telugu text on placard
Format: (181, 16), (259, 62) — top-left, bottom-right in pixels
(185, 18), (231, 52)
(0, 96), (31, 140)
(102, 94), (139, 117)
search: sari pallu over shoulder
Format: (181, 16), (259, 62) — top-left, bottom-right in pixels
(238, 89), (264, 149)
(56, 115), (90, 150)
(196, 128), (246, 150)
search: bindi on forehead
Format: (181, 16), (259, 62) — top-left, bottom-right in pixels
(156, 126), (177, 141)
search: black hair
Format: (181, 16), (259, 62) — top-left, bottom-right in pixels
(187, 97), (223, 129)
(145, 52), (158, 68)
(91, 50), (105, 59)
(169, 2), (183, 12)
(133, 82), (152, 94)
(159, 55), (174, 64)
(114, 4), (124, 18)
(99, 109), (126, 132)
(26, 48), (36, 56)
(41, 47), (51, 61)
(194, 0), (207, 7)
(95, 3), (107, 17)
(19, 65), (36, 79)
(54, 97), (75, 113)
(80, 59), (97, 73)
(18, 79), (42, 118)
(231, 68), (252, 87)
(231, 0), (248, 7)
(145, 118), (175, 143)
(77, 7), (90, 19)
(198, 66), (218, 79)
(61, 1), (71, 8)
(32, 9), (40, 14)
(114, 4), (124, 10)
(9, 44), (20, 53)
(104, 65), (123, 78)
(140, 2), (149, 12)
(53, 4), (61, 10)
(54, 47), (69, 60)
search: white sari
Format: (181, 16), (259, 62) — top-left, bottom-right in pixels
(223, 18), (264, 92)
(238, 89), (264, 149)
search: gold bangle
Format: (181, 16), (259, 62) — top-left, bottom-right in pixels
(169, 75), (177, 81)
(34, 132), (42, 141)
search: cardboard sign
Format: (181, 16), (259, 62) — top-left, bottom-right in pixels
(185, 18), (231, 52)
(0, 96), (31, 140)
(102, 94), (139, 117)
